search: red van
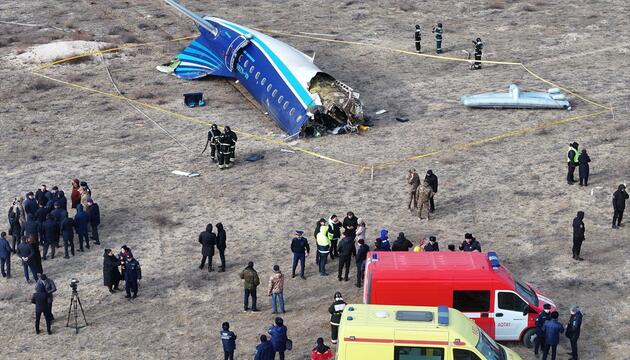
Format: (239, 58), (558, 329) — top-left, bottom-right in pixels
(363, 251), (555, 346)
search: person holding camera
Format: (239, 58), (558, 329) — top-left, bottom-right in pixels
(124, 253), (142, 299)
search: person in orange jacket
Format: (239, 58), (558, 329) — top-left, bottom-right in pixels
(311, 337), (334, 360)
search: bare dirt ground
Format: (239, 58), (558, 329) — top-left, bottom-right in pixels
(1, 0), (629, 359)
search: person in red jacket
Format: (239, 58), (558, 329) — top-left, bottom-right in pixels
(70, 178), (81, 210)
(311, 337), (334, 360)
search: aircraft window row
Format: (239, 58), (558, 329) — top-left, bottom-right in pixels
(283, 101), (289, 110)
(296, 115), (303, 123)
(272, 89), (278, 97)
(278, 95), (284, 104)
(238, 54), (243, 62)
(289, 108), (295, 116)
(255, 72), (260, 80)
(244, 59), (249, 68)
(249, 65), (255, 74)
(267, 84), (272, 92)
(261, 77), (267, 85)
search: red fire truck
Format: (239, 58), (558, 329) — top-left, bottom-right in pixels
(363, 251), (555, 346)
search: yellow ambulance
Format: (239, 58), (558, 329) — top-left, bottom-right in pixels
(336, 304), (522, 360)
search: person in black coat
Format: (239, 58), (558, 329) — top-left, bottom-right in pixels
(124, 253), (142, 298)
(31, 283), (52, 334)
(391, 232), (413, 251)
(216, 223), (227, 272)
(355, 239), (369, 288)
(337, 233), (356, 282)
(612, 184), (628, 229)
(87, 198), (100, 245)
(425, 170), (438, 212)
(60, 216), (75, 258)
(50, 202), (68, 226)
(24, 192), (38, 221)
(577, 150), (590, 186)
(460, 233), (482, 252)
(41, 214), (60, 260)
(572, 211), (585, 261)
(18, 240), (38, 282)
(34, 185), (48, 205)
(342, 212), (358, 238)
(23, 217), (41, 243)
(424, 236), (440, 251)
(103, 249), (121, 293)
(198, 223), (217, 271)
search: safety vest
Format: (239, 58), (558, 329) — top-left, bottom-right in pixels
(317, 226), (331, 247)
(567, 146), (579, 163)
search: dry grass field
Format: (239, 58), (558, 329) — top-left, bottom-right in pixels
(1, 0), (629, 359)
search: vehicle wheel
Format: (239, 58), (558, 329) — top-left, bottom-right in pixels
(522, 328), (536, 348)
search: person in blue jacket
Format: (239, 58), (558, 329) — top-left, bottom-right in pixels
(74, 204), (90, 251)
(534, 303), (552, 357)
(254, 335), (274, 360)
(542, 311), (564, 360)
(0, 232), (12, 278)
(220, 321), (237, 360)
(268, 317), (288, 360)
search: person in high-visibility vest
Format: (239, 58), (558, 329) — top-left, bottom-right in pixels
(566, 142), (580, 184)
(316, 222), (331, 276)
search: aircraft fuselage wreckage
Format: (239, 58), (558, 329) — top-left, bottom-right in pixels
(159, 0), (364, 138)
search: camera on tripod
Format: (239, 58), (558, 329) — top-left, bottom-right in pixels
(70, 278), (79, 291)
(67, 278), (87, 333)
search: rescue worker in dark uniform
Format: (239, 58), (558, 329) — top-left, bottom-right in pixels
(124, 253), (142, 299)
(220, 321), (237, 360)
(471, 37), (483, 69)
(612, 184), (628, 229)
(572, 211), (585, 261)
(565, 305), (583, 360)
(218, 131), (235, 169)
(41, 214), (59, 260)
(534, 303), (552, 357)
(566, 142), (579, 184)
(224, 126), (238, 163)
(204, 124), (222, 162)
(414, 25), (421, 53)
(290, 230), (309, 279)
(432, 23), (443, 53)
(328, 291), (346, 344)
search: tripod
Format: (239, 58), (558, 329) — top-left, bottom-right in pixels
(66, 287), (88, 334)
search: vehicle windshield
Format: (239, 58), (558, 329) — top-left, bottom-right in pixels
(515, 280), (539, 307)
(476, 330), (506, 360)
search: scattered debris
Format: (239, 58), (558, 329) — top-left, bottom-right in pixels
(461, 84), (571, 110)
(375, 109), (388, 115)
(171, 170), (200, 177)
(16, 40), (111, 64)
(396, 117), (410, 122)
(280, 149), (295, 153)
(245, 153), (265, 161)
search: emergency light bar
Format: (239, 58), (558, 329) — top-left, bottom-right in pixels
(487, 251), (501, 269)
(437, 305), (449, 325)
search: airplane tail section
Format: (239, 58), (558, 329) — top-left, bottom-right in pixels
(157, 36), (233, 79)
